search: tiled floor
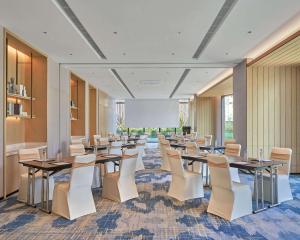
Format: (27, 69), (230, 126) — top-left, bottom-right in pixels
(0, 146), (300, 239)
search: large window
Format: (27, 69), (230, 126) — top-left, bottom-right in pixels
(115, 100), (189, 136)
(223, 95), (233, 140)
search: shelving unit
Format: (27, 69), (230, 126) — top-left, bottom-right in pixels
(7, 93), (36, 101)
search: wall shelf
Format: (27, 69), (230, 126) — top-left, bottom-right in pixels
(7, 93), (36, 101)
(7, 114), (36, 119)
(70, 106), (78, 110)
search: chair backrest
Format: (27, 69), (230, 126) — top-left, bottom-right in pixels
(160, 139), (170, 153)
(109, 148), (122, 155)
(69, 154), (96, 190)
(93, 135), (101, 145)
(99, 137), (109, 145)
(207, 154), (232, 190)
(120, 149), (138, 178)
(19, 148), (40, 162)
(196, 137), (205, 145)
(225, 144), (241, 157)
(270, 147), (292, 175)
(167, 149), (185, 177)
(185, 142), (198, 155)
(224, 139), (236, 146)
(204, 135), (212, 146)
(137, 139), (146, 145)
(111, 141), (123, 148)
(140, 134), (148, 140)
(70, 144), (85, 156)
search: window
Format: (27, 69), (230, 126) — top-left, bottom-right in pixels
(222, 95), (233, 140)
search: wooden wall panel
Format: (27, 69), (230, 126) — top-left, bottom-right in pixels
(196, 97), (216, 139)
(71, 75), (85, 136)
(247, 65), (300, 173)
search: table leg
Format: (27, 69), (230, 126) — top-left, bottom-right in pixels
(31, 168), (35, 206)
(46, 171), (49, 212)
(99, 164), (103, 188)
(270, 167), (274, 205)
(41, 171), (45, 209)
(269, 167), (280, 208)
(205, 163), (209, 187)
(260, 170), (264, 209)
(254, 170), (258, 213)
(27, 167), (32, 205)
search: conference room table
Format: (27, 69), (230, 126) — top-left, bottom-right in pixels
(170, 143), (225, 154)
(181, 154), (286, 213)
(20, 154), (122, 213)
(85, 143), (136, 152)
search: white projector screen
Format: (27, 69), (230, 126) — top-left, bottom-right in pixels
(125, 99), (179, 128)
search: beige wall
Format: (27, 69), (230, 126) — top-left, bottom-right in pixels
(97, 89), (116, 136)
(247, 65), (300, 172)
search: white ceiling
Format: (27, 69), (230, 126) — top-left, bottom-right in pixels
(1, 0), (300, 99)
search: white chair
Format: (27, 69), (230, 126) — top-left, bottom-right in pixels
(107, 142), (123, 173)
(52, 154), (96, 220)
(160, 139), (171, 171)
(196, 137), (205, 146)
(70, 136), (85, 145)
(225, 144), (241, 183)
(207, 154), (252, 221)
(102, 149), (139, 202)
(93, 135), (101, 146)
(204, 135), (213, 146)
(18, 148), (54, 204)
(167, 149), (204, 201)
(255, 147), (293, 203)
(69, 144), (85, 156)
(186, 142), (202, 173)
(136, 140), (146, 171)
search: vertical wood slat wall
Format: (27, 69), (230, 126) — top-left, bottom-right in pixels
(196, 97), (216, 138)
(247, 65), (300, 173)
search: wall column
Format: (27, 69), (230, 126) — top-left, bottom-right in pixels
(233, 59), (247, 153)
(0, 26), (5, 198)
(59, 65), (70, 156)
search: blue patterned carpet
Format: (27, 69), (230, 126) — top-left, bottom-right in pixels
(1, 147), (300, 239)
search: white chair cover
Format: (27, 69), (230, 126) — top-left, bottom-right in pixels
(102, 149), (139, 202)
(255, 147), (293, 203)
(207, 154), (252, 221)
(159, 139), (171, 171)
(136, 140), (146, 171)
(225, 144), (241, 183)
(18, 148), (55, 204)
(69, 144), (85, 156)
(52, 154), (96, 220)
(167, 149), (204, 201)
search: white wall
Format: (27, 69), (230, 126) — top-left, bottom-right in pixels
(0, 26), (4, 198)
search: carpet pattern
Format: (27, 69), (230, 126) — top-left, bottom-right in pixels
(0, 147), (300, 239)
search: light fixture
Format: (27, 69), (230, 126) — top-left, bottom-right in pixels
(69, 53), (73, 55)
(43, 31), (47, 34)
(122, 52), (126, 56)
(113, 32), (118, 34)
(225, 52), (229, 55)
(248, 30), (252, 34)
(171, 52), (175, 55)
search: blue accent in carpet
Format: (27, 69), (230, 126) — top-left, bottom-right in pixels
(0, 213), (35, 233)
(114, 228), (154, 240)
(96, 211), (121, 234)
(52, 217), (76, 228)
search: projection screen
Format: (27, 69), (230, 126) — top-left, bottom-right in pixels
(125, 99), (179, 128)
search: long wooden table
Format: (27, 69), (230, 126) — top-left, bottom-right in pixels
(20, 154), (122, 213)
(181, 154), (285, 213)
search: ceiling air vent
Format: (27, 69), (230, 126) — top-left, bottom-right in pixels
(52, 0), (107, 60)
(192, 0), (238, 59)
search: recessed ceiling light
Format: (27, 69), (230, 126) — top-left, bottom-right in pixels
(248, 30), (252, 34)
(225, 52), (229, 55)
(172, 52), (175, 55)
(113, 31), (118, 34)
(131, 72), (134, 75)
(178, 32), (181, 34)
(69, 53), (73, 55)
(43, 31), (47, 34)
(122, 53), (126, 56)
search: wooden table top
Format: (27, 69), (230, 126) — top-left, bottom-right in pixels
(20, 154), (122, 171)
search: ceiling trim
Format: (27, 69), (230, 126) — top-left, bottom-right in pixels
(110, 69), (135, 98)
(247, 29), (300, 66)
(169, 69), (191, 98)
(192, 0), (238, 59)
(52, 0), (107, 60)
